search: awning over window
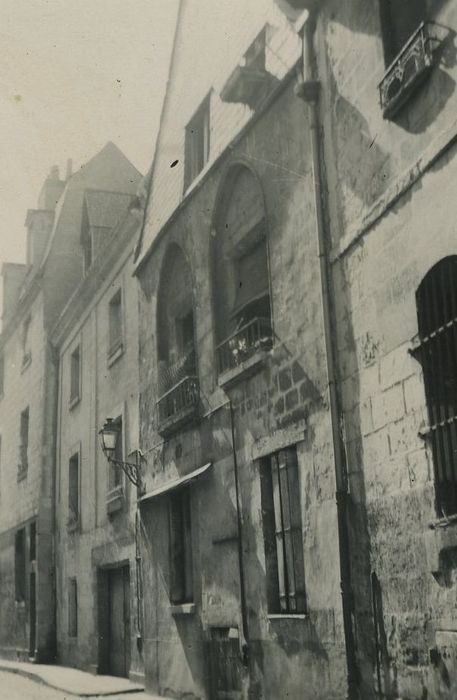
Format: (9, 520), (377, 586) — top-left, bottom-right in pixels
(138, 462), (212, 503)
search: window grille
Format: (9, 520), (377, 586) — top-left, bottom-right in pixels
(414, 256), (457, 517)
(260, 446), (306, 614)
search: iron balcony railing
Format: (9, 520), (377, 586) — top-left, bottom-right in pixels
(216, 316), (273, 375)
(379, 22), (440, 119)
(157, 375), (199, 435)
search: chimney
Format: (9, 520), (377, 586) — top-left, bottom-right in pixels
(49, 165), (60, 181)
(66, 159), (73, 181)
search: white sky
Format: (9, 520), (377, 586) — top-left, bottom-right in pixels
(0, 0), (179, 269)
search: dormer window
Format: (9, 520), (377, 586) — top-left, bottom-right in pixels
(184, 97), (210, 190)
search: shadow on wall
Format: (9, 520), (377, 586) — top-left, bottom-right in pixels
(393, 28), (457, 135)
(328, 0), (451, 36)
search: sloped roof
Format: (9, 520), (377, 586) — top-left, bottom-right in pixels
(135, 0), (303, 269)
(84, 189), (134, 230)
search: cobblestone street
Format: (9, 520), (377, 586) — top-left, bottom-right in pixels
(0, 670), (144, 700)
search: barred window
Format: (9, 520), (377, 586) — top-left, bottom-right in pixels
(260, 446), (306, 614)
(415, 256), (457, 517)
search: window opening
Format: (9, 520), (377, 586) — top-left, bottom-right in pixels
(260, 446), (306, 614)
(169, 488), (193, 604)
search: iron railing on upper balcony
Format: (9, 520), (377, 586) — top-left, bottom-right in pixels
(216, 316), (273, 375)
(379, 22), (441, 119)
(157, 375), (199, 434)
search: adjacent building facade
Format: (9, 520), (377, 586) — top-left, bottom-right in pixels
(0, 143), (141, 664)
(51, 182), (143, 682)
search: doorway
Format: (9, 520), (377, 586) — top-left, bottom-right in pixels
(98, 565), (131, 677)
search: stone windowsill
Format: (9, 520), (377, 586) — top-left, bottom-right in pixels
(217, 349), (270, 390)
(107, 341), (124, 368)
(69, 394), (81, 411)
(268, 614), (308, 620)
(170, 603), (196, 616)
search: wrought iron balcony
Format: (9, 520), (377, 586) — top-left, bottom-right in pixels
(379, 22), (441, 119)
(216, 316), (273, 376)
(157, 375), (200, 437)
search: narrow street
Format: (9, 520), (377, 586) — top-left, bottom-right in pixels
(0, 670), (143, 700)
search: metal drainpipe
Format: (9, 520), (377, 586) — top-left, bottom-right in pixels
(296, 14), (359, 699)
(229, 400), (250, 666)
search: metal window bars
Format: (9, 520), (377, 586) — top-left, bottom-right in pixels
(412, 256), (457, 517)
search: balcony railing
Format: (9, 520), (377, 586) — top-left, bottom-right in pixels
(157, 375), (199, 437)
(216, 316), (273, 376)
(379, 22), (440, 119)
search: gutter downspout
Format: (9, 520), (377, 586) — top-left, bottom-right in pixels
(296, 14), (359, 699)
(229, 400), (249, 666)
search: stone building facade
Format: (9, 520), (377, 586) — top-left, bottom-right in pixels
(134, 1), (348, 698)
(133, 0), (457, 698)
(0, 143), (141, 664)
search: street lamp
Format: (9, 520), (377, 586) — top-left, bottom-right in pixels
(99, 418), (144, 491)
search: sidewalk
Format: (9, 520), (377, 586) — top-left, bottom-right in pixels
(0, 659), (167, 698)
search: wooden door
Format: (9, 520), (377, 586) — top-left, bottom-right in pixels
(108, 567), (130, 677)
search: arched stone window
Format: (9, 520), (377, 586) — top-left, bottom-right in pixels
(414, 256), (457, 516)
(212, 165), (273, 375)
(156, 244), (199, 435)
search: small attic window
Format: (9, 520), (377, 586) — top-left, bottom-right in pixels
(184, 97), (210, 190)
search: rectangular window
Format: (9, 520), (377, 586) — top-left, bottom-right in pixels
(109, 415), (124, 490)
(380, 0), (427, 65)
(70, 345), (81, 405)
(169, 489), (193, 604)
(0, 354), (4, 396)
(22, 316), (32, 368)
(29, 521), (36, 562)
(68, 452), (79, 526)
(15, 528), (26, 602)
(68, 578), (78, 637)
(18, 407), (29, 479)
(108, 289), (123, 355)
(260, 447), (306, 614)
(184, 98), (210, 189)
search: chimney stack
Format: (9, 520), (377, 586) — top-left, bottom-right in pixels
(49, 165), (59, 181)
(66, 158), (73, 181)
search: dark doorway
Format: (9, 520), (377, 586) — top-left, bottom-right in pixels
(98, 565), (131, 678)
(29, 572), (36, 657)
(209, 627), (243, 699)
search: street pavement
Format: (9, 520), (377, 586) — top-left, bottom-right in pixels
(0, 670), (143, 700)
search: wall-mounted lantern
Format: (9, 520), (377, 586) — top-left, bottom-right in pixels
(99, 417), (144, 491)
